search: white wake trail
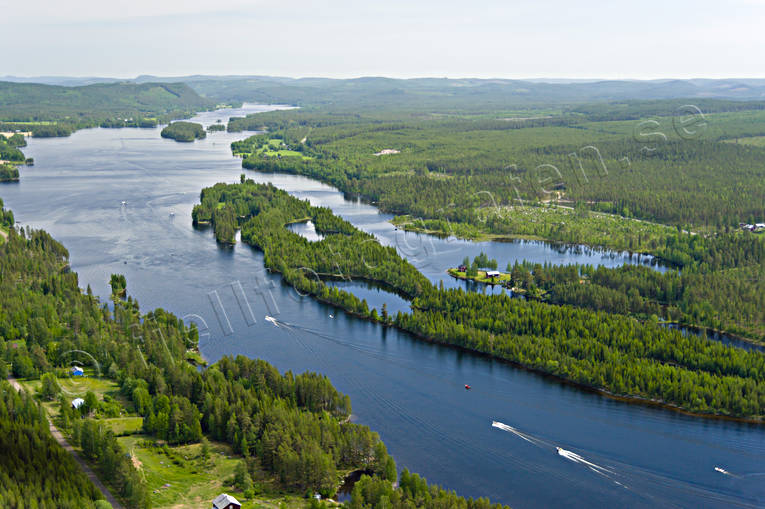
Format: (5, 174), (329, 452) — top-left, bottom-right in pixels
(557, 447), (615, 477)
(491, 421), (545, 447)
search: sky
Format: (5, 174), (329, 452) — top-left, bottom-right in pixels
(2, 0), (765, 79)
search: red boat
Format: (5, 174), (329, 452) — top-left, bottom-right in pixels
(465, 384), (471, 390)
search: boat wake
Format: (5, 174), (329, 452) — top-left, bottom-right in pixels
(491, 421), (547, 447)
(492, 420), (623, 486)
(556, 447), (615, 478)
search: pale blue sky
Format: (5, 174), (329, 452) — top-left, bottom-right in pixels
(2, 0), (764, 78)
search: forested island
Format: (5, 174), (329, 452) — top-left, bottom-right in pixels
(0, 198), (509, 508)
(161, 121), (206, 142)
(194, 181), (765, 420)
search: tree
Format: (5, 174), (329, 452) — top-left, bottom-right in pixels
(40, 372), (60, 400)
(84, 391), (99, 415)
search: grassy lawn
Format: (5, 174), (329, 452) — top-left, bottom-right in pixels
(118, 436), (311, 509)
(447, 268), (512, 285)
(255, 139), (313, 160)
(101, 416), (144, 435)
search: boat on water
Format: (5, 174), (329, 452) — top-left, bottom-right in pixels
(465, 384), (471, 390)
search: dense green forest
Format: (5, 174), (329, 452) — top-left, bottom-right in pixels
(228, 105), (765, 236)
(0, 381), (107, 508)
(0, 81), (214, 137)
(195, 182), (765, 419)
(160, 121), (206, 142)
(0, 198), (505, 508)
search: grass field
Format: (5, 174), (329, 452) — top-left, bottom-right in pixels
(101, 416), (144, 435)
(448, 268), (512, 285)
(252, 138), (313, 160)
(118, 436), (311, 509)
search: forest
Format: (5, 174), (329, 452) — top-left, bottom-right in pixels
(0, 381), (107, 509)
(228, 105), (765, 235)
(0, 198), (501, 508)
(195, 182), (765, 419)
(160, 121), (206, 142)
(0, 81), (215, 138)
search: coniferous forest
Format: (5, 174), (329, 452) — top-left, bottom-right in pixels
(0, 198), (504, 508)
(195, 181), (765, 419)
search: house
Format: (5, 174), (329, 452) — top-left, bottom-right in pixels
(71, 366), (84, 377)
(486, 270), (501, 279)
(458, 264), (467, 272)
(212, 494), (241, 509)
(71, 398), (85, 409)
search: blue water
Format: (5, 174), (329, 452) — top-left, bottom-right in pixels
(2, 104), (763, 509)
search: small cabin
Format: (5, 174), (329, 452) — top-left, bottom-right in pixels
(71, 366), (84, 377)
(212, 493), (241, 509)
(458, 264), (467, 272)
(486, 270), (501, 279)
(71, 398), (85, 409)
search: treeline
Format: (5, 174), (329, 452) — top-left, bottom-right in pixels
(0, 198), (14, 227)
(402, 288), (765, 417)
(194, 181), (429, 298)
(194, 184), (765, 418)
(503, 260), (765, 340)
(0, 202), (414, 505)
(229, 108), (765, 233)
(68, 418), (149, 508)
(348, 469), (509, 509)
(0, 381), (106, 508)
(160, 121), (206, 142)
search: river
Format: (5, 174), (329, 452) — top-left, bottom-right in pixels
(2, 105), (763, 509)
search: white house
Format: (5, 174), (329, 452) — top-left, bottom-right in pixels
(486, 270), (501, 278)
(212, 493), (241, 509)
(71, 398), (85, 409)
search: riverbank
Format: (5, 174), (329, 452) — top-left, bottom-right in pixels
(268, 271), (765, 424)
(6, 106), (763, 508)
(195, 181), (764, 422)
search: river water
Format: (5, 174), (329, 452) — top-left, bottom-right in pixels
(2, 105), (763, 509)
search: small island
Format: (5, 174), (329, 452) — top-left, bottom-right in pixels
(160, 121), (206, 142)
(448, 252), (548, 299)
(206, 123), (226, 132)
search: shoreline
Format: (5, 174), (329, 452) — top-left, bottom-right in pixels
(227, 239), (765, 424)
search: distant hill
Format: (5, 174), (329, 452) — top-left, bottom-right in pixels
(172, 76), (765, 110)
(0, 81), (215, 122)
(3, 75), (765, 115)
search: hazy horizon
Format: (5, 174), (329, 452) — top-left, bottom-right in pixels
(2, 0), (764, 79)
